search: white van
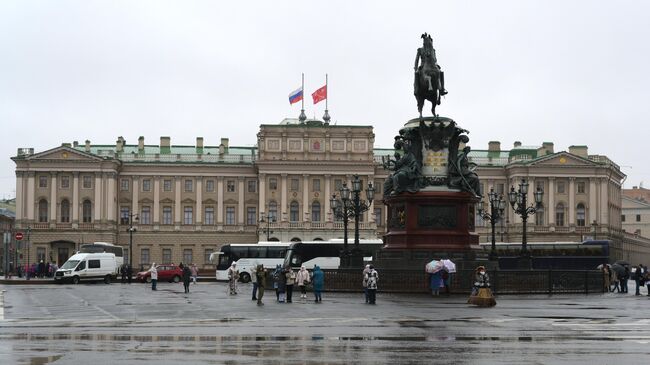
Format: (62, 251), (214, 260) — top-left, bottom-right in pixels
(54, 253), (118, 284)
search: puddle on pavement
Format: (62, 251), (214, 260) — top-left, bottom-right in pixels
(19, 354), (62, 365)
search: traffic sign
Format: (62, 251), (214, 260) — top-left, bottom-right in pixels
(15, 232), (24, 241)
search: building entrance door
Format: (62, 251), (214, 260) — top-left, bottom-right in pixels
(57, 248), (69, 266)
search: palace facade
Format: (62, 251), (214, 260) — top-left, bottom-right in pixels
(13, 118), (647, 268)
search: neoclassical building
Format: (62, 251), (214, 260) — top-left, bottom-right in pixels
(13, 118), (645, 268)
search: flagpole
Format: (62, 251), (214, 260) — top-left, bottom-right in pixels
(299, 73), (306, 123)
(323, 73), (331, 123)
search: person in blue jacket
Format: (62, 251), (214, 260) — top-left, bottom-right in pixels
(312, 265), (324, 303)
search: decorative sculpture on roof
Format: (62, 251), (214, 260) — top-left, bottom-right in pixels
(414, 33), (447, 118)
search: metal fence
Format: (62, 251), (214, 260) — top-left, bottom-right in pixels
(321, 269), (605, 295)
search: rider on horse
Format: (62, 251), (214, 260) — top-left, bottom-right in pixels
(414, 33), (447, 96)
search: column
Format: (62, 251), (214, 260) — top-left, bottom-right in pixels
(568, 178), (575, 225)
(302, 174), (309, 221)
(280, 174), (287, 221)
(238, 177), (245, 224)
(107, 173), (116, 222)
(15, 172), (23, 221)
(196, 177), (203, 224)
(548, 178), (555, 225)
(94, 172), (102, 222)
(131, 176), (139, 220)
(174, 176), (181, 224)
(27, 172), (35, 221)
(217, 177), (224, 224)
(589, 178), (597, 224)
(72, 172), (79, 223)
(153, 176), (160, 224)
(258, 174), (266, 217)
(600, 178), (609, 226)
(50, 172), (57, 223)
(324, 175), (331, 221)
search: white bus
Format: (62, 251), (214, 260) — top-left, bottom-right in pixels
(79, 242), (124, 271)
(211, 242), (290, 283)
(284, 239), (384, 269)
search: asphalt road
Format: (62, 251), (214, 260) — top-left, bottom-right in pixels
(1, 281), (649, 364)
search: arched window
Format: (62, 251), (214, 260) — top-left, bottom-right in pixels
(555, 203), (565, 227)
(60, 199), (70, 223)
(535, 204), (544, 226)
(268, 201), (278, 222)
(576, 203), (586, 227)
(311, 201), (321, 222)
(290, 237), (301, 242)
(38, 199), (48, 223)
(82, 200), (92, 223)
(268, 237), (280, 242)
(290, 201), (299, 222)
(313, 237), (324, 241)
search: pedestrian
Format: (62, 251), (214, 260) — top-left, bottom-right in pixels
(621, 266), (630, 293)
(277, 266), (287, 303)
(127, 264), (133, 284)
(149, 263), (158, 291)
(296, 265), (310, 299)
(190, 263), (198, 284)
(365, 265), (378, 304)
(611, 268), (619, 293)
(362, 264), (370, 303)
(272, 265), (282, 301)
(467, 266), (496, 307)
(121, 264), (127, 283)
(38, 260), (44, 278)
(644, 268), (650, 296)
(312, 265), (324, 303)
(45, 262), (51, 278)
(228, 262), (239, 295)
(285, 267), (296, 303)
(256, 264), (267, 306)
(441, 269), (451, 295)
(633, 265), (643, 296)
(251, 264), (258, 301)
(429, 270), (442, 296)
(602, 265), (611, 292)
(182, 264), (191, 294)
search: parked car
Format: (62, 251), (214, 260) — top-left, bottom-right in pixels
(136, 264), (183, 283)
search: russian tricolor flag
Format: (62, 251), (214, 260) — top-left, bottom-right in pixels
(288, 87), (303, 105)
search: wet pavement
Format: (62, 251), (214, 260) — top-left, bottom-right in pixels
(1, 282), (649, 364)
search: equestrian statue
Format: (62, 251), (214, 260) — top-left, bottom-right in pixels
(414, 33), (447, 118)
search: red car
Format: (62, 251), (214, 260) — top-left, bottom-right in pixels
(136, 265), (183, 283)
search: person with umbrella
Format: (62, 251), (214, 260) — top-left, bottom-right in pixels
(426, 259), (444, 296)
(610, 263), (625, 293)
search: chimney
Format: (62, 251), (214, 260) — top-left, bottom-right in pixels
(196, 137), (204, 150)
(73, 141), (79, 148)
(116, 136), (125, 152)
(542, 142), (554, 154)
(568, 145), (588, 158)
(85, 140), (91, 152)
(220, 138), (229, 150)
(513, 141), (522, 148)
(488, 141), (501, 152)
(138, 136), (145, 152)
(160, 136), (171, 154)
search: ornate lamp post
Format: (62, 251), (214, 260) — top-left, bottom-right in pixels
(477, 188), (506, 261)
(127, 214), (138, 266)
(507, 179), (543, 260)
(259, 212), (275, 241)
(330, 175), (375, 267)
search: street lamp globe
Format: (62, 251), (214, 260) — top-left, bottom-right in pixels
(366, 182), (375, 202)
(341, 184), (350, 201)
(534, 187), (544, 205)
(508, 186), (517, 206)
(352, 176), (362, 193)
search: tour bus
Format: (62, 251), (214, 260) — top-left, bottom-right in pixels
(479, 240), (610, 269)
(54, 252), (119, 284)
(283, 239), (384, 270)
(211, 242), (291, 283)
(79, 242), (124, 269)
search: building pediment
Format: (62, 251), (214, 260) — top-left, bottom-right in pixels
(19, 146), (104, 162)
(623, 196), (650, 209)
(526, 152), (598, 167)
(203, 198), (217, 205)
(160, 198), (174, 204)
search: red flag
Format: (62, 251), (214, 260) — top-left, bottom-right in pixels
(312, 85), (327, 104)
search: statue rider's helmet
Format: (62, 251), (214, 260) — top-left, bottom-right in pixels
(421, 33), (433, 47)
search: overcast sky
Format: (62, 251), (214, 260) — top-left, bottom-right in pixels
(1, 0), (649, 199)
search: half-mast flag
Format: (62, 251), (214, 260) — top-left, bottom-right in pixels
(312, 85), (327, 104)
(288, 87), (303, 105)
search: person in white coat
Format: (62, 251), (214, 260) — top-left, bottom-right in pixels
(296, 266), (310, 299)
(149, 263), (158, 291)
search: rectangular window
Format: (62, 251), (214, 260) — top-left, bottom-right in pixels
(496, 183), (505, 195)
(140, 248), (150, 265)
(184, 179), (193, 192)
(163, 179), (172, 192)
(183, 249), (193, 264)
(247, 180), (257, 193)
(313, 179), (321, 192)
(204, 249), (214, 264)
(83, 175), (92, 189)
(290, 178), (299, 191)
(374, 207), (383, 226)
(247, 207), (256, 225)
(88, 260), (101, 269)
(39, 176), (47, 188)
(206, 180), (215, 192)
(556, 210), (565, 227)
(120, 207), (130, 225)
(140, 206), (151, 224)
(142, 179), (151, 192)
(637, 214), (641, 222)
(184, 206), (193, 225)
(621, 214), (625, 222)
(120, 178), (129, 191)
(557, 181), (565, 194)
(226, 207), (235, 225)
(61, 176), (70, 189)
(162, 249), (172, 264)
(269, 178), (277, 190)
(535, 207), (545, 225)
(577, 182), (585, 194)
(227, 180), (236, 192)
(204, 207), (215, 225)
(536, 181), (544, 193)
(335, 179), (343, 191)
(162, 206), (172, 225)
(37, 247), (46, 263)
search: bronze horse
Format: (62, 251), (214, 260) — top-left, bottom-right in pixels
(414, 33), (446, 118)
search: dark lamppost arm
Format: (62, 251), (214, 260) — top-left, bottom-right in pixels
(127, 214), (138, 266)
(507, 179), (543, 265)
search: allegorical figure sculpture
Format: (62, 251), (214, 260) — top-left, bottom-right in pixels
(414, 33), (447, 118)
